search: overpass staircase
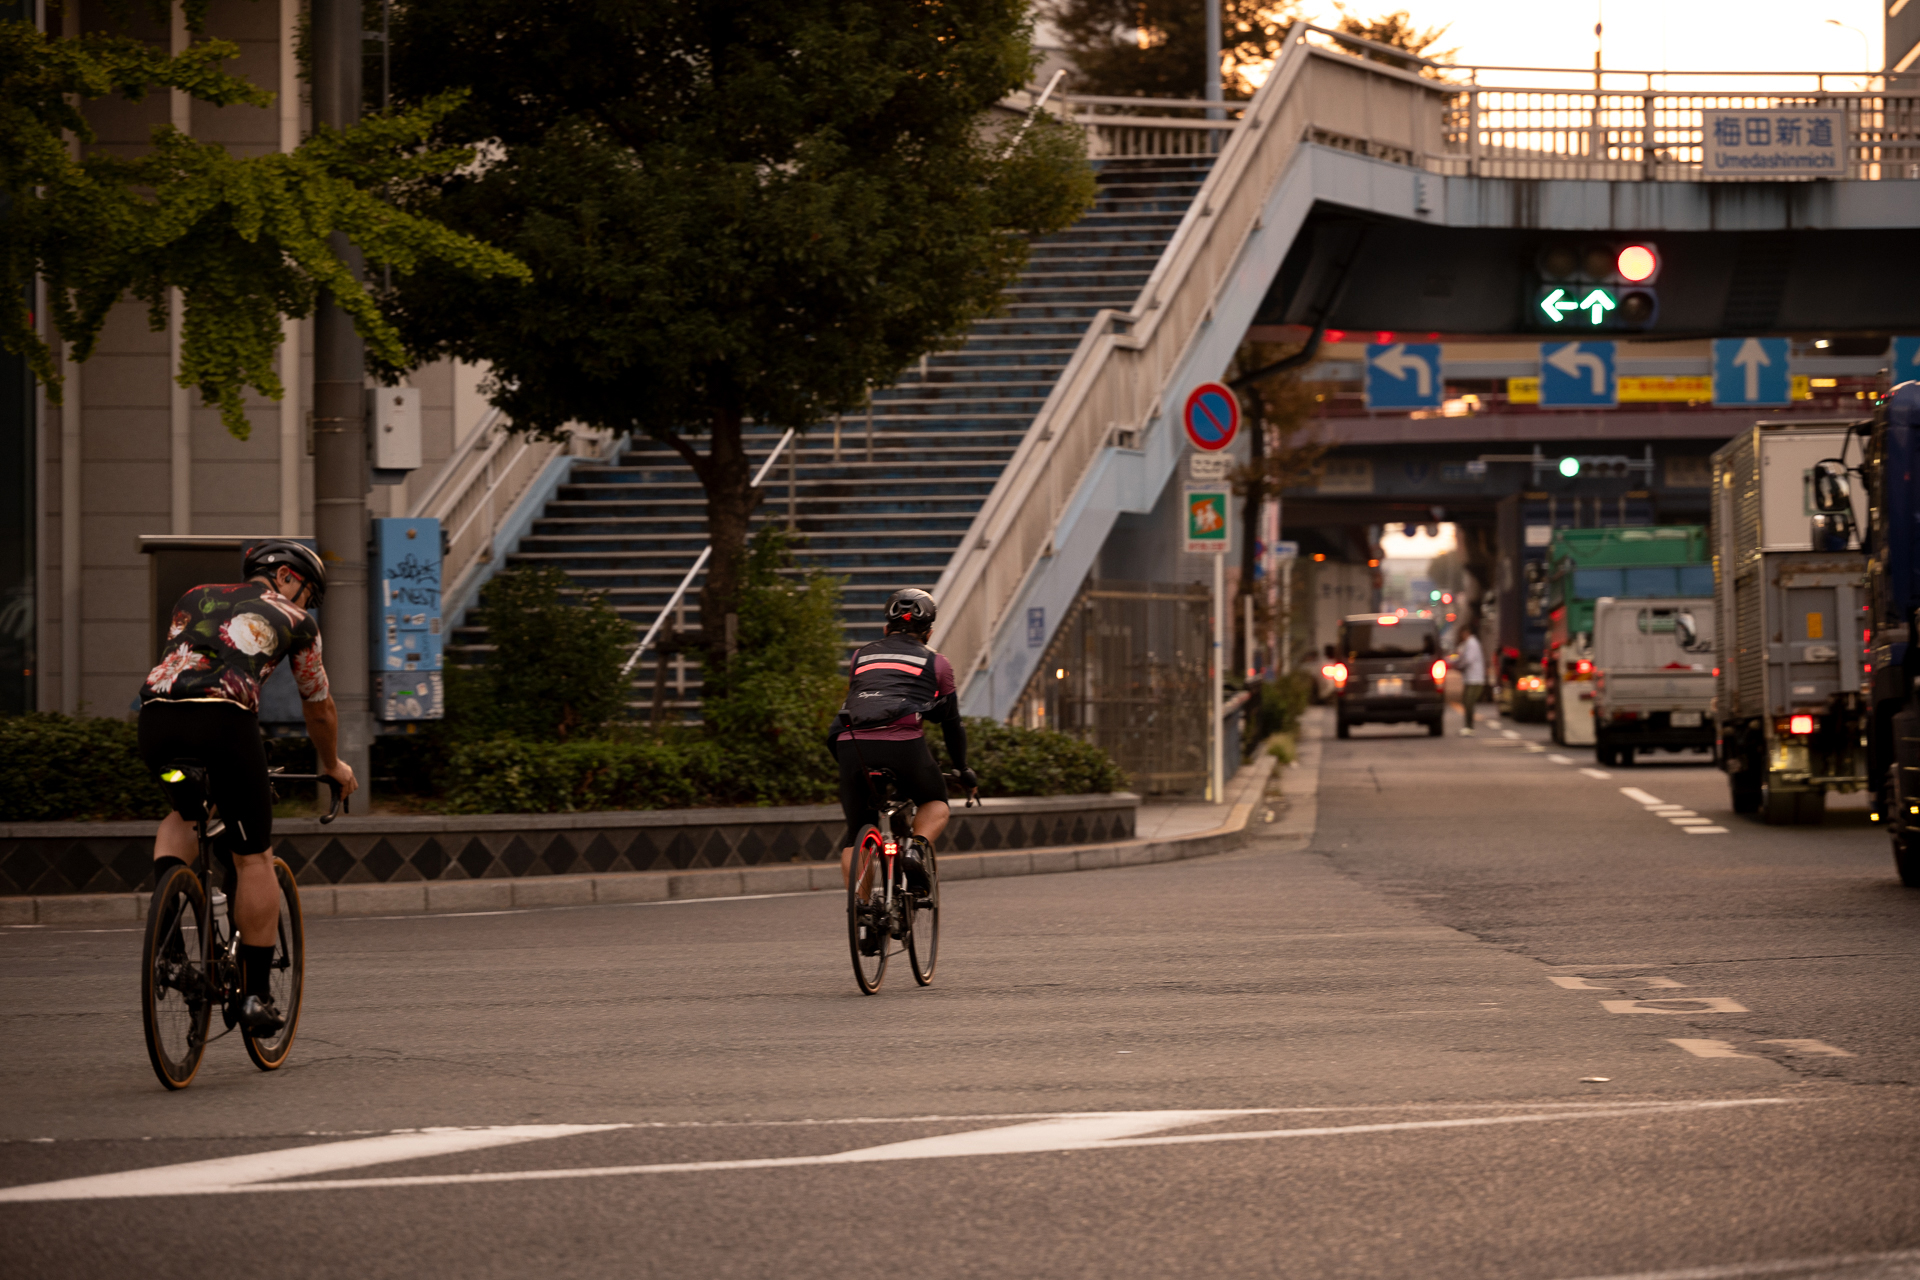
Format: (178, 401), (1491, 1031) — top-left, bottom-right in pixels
(448, 154), (1216, 715)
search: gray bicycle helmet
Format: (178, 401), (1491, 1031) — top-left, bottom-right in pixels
(243, 539), (326, 606)
(884, 588), (937, 633)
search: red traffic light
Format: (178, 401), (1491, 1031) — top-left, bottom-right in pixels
(1616, 244), (1658, 282)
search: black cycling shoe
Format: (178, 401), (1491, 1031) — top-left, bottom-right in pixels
(235, 994), (285, 1035)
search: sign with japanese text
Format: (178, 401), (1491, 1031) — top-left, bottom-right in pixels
(1702, 110), (1845, 176)
(1184, 489), (1230, 555)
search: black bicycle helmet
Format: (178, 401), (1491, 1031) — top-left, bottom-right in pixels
(884, 588), (937, 633)
(243, 539), (326, 606)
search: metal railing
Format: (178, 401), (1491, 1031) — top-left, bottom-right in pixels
(410, 409), (611, 624)
(1058, 92), (1243, 158)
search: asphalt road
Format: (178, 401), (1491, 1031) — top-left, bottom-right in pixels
(5, 711), (1919, 1280)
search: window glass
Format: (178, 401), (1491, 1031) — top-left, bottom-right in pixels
(1341, 620), (1437, 658)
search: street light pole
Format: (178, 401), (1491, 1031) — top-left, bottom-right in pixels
(310, 0), (373, 805)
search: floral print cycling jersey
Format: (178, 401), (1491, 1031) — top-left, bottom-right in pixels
(141, 582), (330, 713)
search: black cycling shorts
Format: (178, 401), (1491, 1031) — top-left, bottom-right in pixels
(834, 735), (948, 850)
(137, 699), (274, 859)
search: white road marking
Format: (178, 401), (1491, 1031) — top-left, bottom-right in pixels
(1669, 818), (1714, 826)
(1524, 743), (1547, 753)
(0, 1125), (621, 1203)
(0, 1101), (1793, 1202)
(1684, 826), (1730, 835)
(1669, 1039), (1762, 1059)
(1758, 1038), (1855, 1058)
(1501, 730), (1520, 739)
(1650, 805), (1693, 813)
(1547, 1247), (1920, 1280)
(1548, 754), (1574, 764)
(1580, 768), (1612, 779)
(1550, 976), (1685, 990)
(1619, 787), (1664, 804)
(1602, 997), (1749, 1014)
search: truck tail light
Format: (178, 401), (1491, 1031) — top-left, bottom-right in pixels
(1789, 714), (1814, 736)
(1323, 662), (1348, 685)
(1430, 659), (1446, 683)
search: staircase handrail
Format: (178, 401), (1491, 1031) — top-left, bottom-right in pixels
(618, 428), (796, 677)
(931, 21), (1341, 684)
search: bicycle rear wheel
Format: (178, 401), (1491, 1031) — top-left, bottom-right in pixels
(243, 857), (305, 1071)
(906, 842), (939, 986)
(847, 825), (889, 994)
(142, 863), (211, 1090)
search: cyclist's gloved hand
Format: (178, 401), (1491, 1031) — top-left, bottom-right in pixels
(960, 768), (978, 793)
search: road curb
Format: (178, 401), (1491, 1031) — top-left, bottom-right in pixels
(5, 755), (1279, 927)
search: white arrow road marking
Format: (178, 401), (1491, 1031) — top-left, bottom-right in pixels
(0, 1125), (621, 1203)
(1603, 997), (1750, 1014)
(0, 1101), (1791, 1201)
(1547, 342), (1609, 395)
(1370, 343), (1432, 397)
(1731, 337), (1772, 401)
(1669, 1039), (1763, 1059)
(1549, 1247), (1920, 1280)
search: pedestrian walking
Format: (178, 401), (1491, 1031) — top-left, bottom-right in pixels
(1456, 625), (1487, 736)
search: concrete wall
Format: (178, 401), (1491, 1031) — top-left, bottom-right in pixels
(37, 1), (485, 718)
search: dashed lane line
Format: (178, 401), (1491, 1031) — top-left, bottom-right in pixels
(1547, 1246), (1920, 1280)
(1618, 787), (1729, 834)
(1580, 768), (1612, 779)
(1547, 753), (1574, 764)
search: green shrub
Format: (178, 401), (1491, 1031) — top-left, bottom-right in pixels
(448, 565), (632, 742)
(1249, 671), (1313, 747)
(924, 718), (1129, 797)
(440, 735), (730, 814)
(0, 712), (168, 821)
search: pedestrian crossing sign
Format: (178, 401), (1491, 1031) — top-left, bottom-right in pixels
(1185, 489), (1230, 555)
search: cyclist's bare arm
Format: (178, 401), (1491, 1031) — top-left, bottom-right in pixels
(299, 695), (359, 796)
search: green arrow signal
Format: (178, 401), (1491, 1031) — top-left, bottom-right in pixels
(1578, 288), (1617, 325)
(1539, 288), (1578, 323)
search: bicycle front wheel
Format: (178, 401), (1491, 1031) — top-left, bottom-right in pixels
(243, 857), (305, 1071)
(907, 843), (939, 986)
(847, 825), (889, 995)
(142, 863), (211, 1091)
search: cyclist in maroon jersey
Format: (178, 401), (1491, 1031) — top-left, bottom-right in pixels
(832, 589), (977, 892)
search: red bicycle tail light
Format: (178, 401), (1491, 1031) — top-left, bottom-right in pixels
(1789, 714), (1815, 735)
(1430, 659), (1447, 683)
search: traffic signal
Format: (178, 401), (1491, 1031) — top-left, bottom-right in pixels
(1532, 241), (1658, 331)
(1429, 589), (1442, 602)
(1559, 456), (1581, 478)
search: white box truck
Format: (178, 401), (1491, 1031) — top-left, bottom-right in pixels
(1711, 422), (1871, 824)
(1590, 598), (1715, 766)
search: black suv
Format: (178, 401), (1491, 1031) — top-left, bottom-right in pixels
(1330, 614), (1445, 739)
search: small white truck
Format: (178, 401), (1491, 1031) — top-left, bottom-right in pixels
(1590, 598), (1716, 766)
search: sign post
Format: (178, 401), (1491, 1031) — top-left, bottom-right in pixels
(1185, 486), (1230, 801)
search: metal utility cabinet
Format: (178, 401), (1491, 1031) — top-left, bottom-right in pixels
(1711, 423), (1870, 824)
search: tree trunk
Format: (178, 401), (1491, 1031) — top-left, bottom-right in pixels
(696, 400), (759, 675)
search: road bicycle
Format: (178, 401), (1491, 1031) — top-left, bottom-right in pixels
(847, 768), (974, 995)
(141, 765), (344, 1090)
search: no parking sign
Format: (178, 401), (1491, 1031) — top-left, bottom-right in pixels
(1183, 383), (1239, 452)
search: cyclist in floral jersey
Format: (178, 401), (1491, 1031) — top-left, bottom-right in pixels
(137, 540), (357, 1034)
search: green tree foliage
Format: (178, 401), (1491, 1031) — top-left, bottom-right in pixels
(699, 529), (849, 805)
(1331, 6), (1457, 74)
(925, 717), (1128, 795)
(0, 10), (528, 438)
(383, 0), (1096, 667)
(448, 566), (633, 742)
(1047, 0), (1301, 100)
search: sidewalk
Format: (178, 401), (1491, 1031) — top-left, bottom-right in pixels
(3, 744), (1294, 927)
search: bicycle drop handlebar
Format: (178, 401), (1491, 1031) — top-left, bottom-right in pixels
(943, 770), (980, 809)
(268, 772), (348, 824)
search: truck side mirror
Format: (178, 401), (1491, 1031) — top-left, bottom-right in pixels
(1811, 459), (1851, 514)
(1674, 611), (1698, 649)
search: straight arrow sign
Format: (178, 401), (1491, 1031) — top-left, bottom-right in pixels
(1733, 337), (1769, 400)
(1712, 337), (1791, 406)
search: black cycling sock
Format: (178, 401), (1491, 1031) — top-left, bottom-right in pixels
(239, 943), (277, 999)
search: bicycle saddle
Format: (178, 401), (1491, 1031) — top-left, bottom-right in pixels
(156, 759), (211, 821)
(863, 768), (898, 804)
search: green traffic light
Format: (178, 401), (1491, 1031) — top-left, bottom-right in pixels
(1559, 456), (1580, 478)
(1429, 590), (1441, 601)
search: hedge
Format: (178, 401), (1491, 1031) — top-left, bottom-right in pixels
(0, 713), (168, 822)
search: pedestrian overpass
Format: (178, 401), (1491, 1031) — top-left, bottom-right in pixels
(936, 21), (1920, 719)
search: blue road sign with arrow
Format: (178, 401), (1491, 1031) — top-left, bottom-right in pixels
(1538, 340), (1617, 407)
(1364, 342), (1442, 410)
(1892, 337), (1920, 386)
(1712, 337), (1791, 407)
